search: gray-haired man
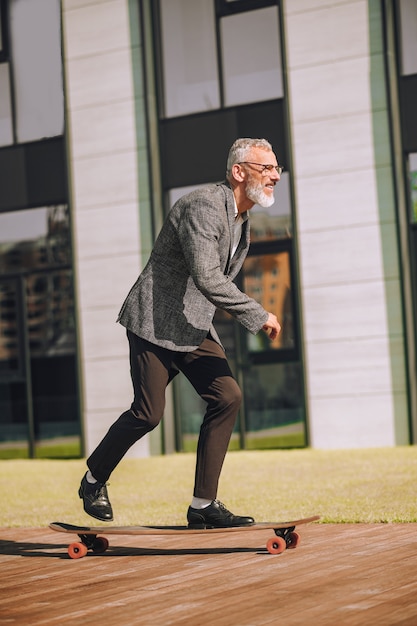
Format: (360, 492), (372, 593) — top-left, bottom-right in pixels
(79, 138), (282, 527)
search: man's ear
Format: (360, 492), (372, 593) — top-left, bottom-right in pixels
(231, 163), (245, 183)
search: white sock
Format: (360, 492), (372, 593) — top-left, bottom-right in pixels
(86, 470), (97, 484)
(191, 497), (212, 509)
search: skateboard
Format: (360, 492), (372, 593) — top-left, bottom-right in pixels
(49, 515), (320, 559)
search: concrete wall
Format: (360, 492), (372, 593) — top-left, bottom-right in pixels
(62, 0), (149, 457)
(284, 0), (409, 447)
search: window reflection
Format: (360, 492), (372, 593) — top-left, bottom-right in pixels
(409, 153), (417, 222)
(0, 64), (13, 147)
(9, 0), (64, 142)
(160, 0), (220, 117)
(26, 270), (75, 357)
(243, 362), (305, 449)
(243, 250), (294, 351)
(399, 0), (417, 76)
(220, 6), (283, 106)
(0, 205), (71, 273)
(0, 281), (19, 371)
(0, 203), (78, 458)
(0, 205), (74, 362)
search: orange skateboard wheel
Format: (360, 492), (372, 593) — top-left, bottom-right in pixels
(266, 536), (286, 555)
(68, 542), (88, 559)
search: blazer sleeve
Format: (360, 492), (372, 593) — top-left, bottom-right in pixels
(176, 192), (268, 334)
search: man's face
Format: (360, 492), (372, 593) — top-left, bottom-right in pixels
(242, 149), (280, 208)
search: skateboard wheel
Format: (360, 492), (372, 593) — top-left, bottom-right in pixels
(266, 536), (286, 555)
(68, 542), (88, 559)
(92, 537), (109, 553)
(287, 531), (300, 549)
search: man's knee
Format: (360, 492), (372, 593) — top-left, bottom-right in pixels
(218, 378), (242, 411)
(130, 403), (162, 431)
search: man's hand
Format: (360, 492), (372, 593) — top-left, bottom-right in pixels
(262, 312), (281, 341)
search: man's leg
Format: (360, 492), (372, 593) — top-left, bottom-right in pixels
(80, 331), (176, 520)
(176, 335), (254, 527)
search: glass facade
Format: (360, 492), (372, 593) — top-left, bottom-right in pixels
(0, 0), (80, 459)
(0, 206), (80, 459)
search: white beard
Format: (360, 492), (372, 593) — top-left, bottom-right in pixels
(246, 180), (275, 208)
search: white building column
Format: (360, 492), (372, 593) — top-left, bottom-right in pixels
(61, 0), (149, 457)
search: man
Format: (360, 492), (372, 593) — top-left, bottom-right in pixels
(79, 137), (282, 528)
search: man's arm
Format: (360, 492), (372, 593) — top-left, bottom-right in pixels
(177, 195), (268, 333)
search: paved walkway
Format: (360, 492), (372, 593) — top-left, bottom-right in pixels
(1, 522), (417, 625)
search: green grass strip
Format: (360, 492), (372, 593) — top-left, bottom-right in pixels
(1, 447), (416, 527)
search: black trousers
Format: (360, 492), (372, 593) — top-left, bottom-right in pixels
(87, 330), (241, 500)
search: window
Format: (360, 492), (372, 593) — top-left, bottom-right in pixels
(243, 249), (295, 353)
(0, 0), (64, 147)
(0, 205), (79, 459)
(0, 62), (12, 146)
(159, 0), (219, 117)
(0, 0), (7, 60)
(243, 361), (305, 449)
(9, 0), (64, 143)
(220, 6), (283, 106)
(158, 0), (283, 117)
(409, 153), (417, 222)
(399, 0), (417, 76)
(0, 205), (71, 273)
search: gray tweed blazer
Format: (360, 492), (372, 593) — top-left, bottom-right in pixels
(117, 182), (268, 351)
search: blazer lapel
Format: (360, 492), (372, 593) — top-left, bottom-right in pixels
(222, 183), (250, 278)
(228, 217), (249, 278)
(224, 185), (237, 274)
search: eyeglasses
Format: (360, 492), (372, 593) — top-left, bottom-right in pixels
(239, 162), (284, 175)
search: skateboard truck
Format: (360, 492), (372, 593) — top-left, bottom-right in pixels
(69, 533), (109, 559)
(268, 525), (300, 554)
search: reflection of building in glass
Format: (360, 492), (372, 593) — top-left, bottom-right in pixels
(0, 283), (17, 365)
(250, 212), (291, 241)
(244, 362), (304, 432)
(244, 252), (293, 350)
(0, 205), (74, 362)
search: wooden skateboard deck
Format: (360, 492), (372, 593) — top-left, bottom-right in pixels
(50, 515), (320, 559)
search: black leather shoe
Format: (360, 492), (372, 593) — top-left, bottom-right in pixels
(78, 473), (113, 522)
(187, 499), (255, 528)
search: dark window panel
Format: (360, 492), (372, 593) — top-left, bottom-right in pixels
(0, 0), (8, 62)
(160, 100), (286, 189)
(0, 146), (27, 210)
(399, 75), (417, 153)
(160, 109), (238, 188)
(0, 138), (67, 212)
(25, 138), (67, 207)
(215, 0), (277, 17)
(236, 100), (287, 163)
